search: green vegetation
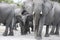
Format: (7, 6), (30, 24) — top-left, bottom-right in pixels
(0, 0), (23, 8)
(0, 0), (14, 4)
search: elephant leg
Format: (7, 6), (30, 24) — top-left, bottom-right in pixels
(31, 22), (33, 32)
(35, 25), (39, 37)
(13, 23), (16, 30)
(55, 24), (59, 35)
(45, 25), (49, 37)
(31, 25), (33, 32)
(8, 17), (15, 36)
(37, 16), (45, 38)
(3, 26), (8, 36)
(13, 17), (17, 30)
(20, 22), (25, 35)
(8, 21), (14, 36)
(20, 21), (26, 35)
(3, 18), (12, 36)
(15, 24), (18, 30)
(50, 25), (56, 35)
(14, 24), (18, 31)
(19, 19), (26, 35)
(34, 15), (40, 38)
(9, 26), (14, 36)
(20, 24), (26, 35)
(3, 17), (12, 36)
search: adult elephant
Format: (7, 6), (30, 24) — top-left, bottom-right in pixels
(33, 0), (54, 38)
(34, 0), (60, 38)
(44, 1), (60, 37)
(0, 3), (15, 36)
(49, 2), (60, 35)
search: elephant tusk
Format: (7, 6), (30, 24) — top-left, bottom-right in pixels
(40, 11), (42, 14)
(33, 11), (35, 15)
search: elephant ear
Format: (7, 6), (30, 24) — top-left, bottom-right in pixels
(42, 1), (53, 16)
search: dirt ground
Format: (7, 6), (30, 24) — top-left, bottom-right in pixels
(0, 25), (60, 40)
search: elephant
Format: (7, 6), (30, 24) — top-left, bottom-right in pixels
(0, 3), (15, 36)
(13, 8), (22, 30)
(24, 14), (33, 34)
(13, 15), (25, 35)
(21, 8), (31, 34)
(49, 2), (60, 35)
(34, 0), (60, 38)
(18, 5), (34, 34)
(44, 1), (60, 37)
(33, 0), (54, 38)
(12, 7), (27, 35)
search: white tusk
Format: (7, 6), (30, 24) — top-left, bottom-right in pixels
(33, 11), (35, 14)
(40, 11), (42, 14)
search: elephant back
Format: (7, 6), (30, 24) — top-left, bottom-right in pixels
(0, 3), (14, 22)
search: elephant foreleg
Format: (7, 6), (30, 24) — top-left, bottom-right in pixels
(50, 25), (56, 35)
(55, 24), (59, 35)
(45, 25), (49, 37)
(38, 16), (45, 38)
(3, 26), (8, 36)
(8, 20), (14, 36)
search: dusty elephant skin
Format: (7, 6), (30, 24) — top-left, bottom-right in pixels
(21, 8), (34, 34)
(34, 0), (60, 38)
(0, 3), (15, 36)
(50, 2), (60, 35)
(24, 14), (33, 34)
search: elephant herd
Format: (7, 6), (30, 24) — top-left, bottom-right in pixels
(0, 2), (34, 36)
(0, 0), (60, 40)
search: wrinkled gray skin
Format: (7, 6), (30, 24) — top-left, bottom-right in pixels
(21, 0), (34, 34)
(44, 2), (60, 37)
(34, 0), (60, 38)
(23, 0), (43, 38)
(13, 8), (25, 35)
(23, 0), (53, 38)
(50, 2), (60, 35)
(33, 0), (44, 38)
(24, 14), (33, 34)
(0, 3), (15, 36)
(23, 0), (34, 14)
(13, 8), (22, 30)
(21, 9), (32, 34)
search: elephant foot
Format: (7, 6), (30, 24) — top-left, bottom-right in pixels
(8, 32), (14, 36)
(31, 30), (34, 32)
(28, 31), (30, 34)
(14, 29), (18, 31)
(36, 34), (42, 38)
(13, 28), (18, 31)
(21, 33), (27, 35)
(45, 34), (49, 37)
(21, 32), (27, 35)
(35, 36), (42, 40)
(54, 32), (59, 35)
(3, 32), (8, 36)
(50, 32), (55, 35)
